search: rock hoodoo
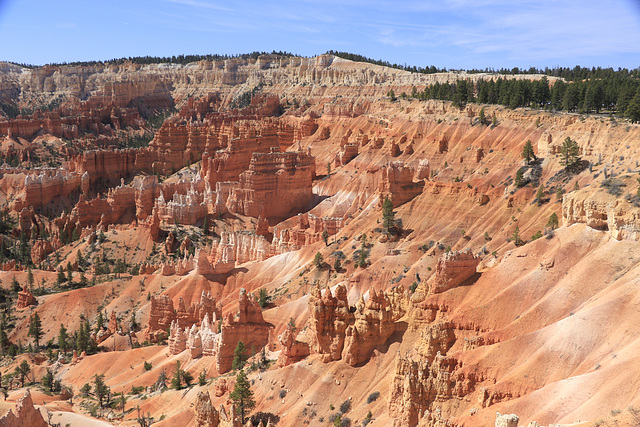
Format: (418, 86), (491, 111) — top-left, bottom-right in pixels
(168, 288), (272, 373)
(16, 287), (37, 309)
(306, 284), (405, 366)
(0, 389), (47, 427)
(147, 291), (221, 342)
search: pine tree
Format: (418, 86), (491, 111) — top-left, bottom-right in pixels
(77, 249), (84, 268)
(171, 361), (183, 390)
(42, 368), (54, 392)
(93, 374), (110, 407)
(118, 391), (127, 416)
(547, 213), (559, 230)
(15, 360), (30, 387)
(27, 268), (33, 291)
(322, 229), (329, 246)
(229, 369), (255, 424)
(478, 107), (487, 125)
(257, 288), (269, 309)
(0, 324), (8, 356)
(514, 169), (524, 187)
(28, 312), (42, 350)
(358, 235), (368, 268)
(232, 341), (247, 371)
(626, 94), (640, 123)
(382, 197), (395, 232)
(58, 324), (69, 354)
(560, 137), (581, 171)
(11, 277), (19, 293)
(66, 262), (73, 284)
(313, 252), (324, 269)
(387, 89), (396, 100)
(96, 311), (104, 334)
(183, 370), (193, 387)
(260, 347), (268, 368)
(522, 140), (535, 165)
(76, 318), (89, 353)
(79, 271), (88, 288)
(536, 185), (545, 205)
(511, 226), (523, 246)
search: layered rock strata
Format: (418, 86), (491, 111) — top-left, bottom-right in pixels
(226, 150), (315, 219)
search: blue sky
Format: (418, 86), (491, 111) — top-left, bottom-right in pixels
(1, 0), (639, 69)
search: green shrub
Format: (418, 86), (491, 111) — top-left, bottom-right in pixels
(367, 391), (380, 404)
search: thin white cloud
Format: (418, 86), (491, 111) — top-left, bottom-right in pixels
(164, 0), (230, 12)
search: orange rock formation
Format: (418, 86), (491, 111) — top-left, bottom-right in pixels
(16, 287), (36, 309)
(168, 288), (271, 373)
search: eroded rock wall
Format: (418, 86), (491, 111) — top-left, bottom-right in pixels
(168, 288), (272, 374)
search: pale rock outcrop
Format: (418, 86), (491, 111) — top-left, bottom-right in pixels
(168, 321), (189, 355)
(0, 389), (47, 427)
(412, 249), (480, 301)
(133, 175), (160, 221)
(495, 412), (519, 427)
(388, 354), (479, 427)
(415, 159), (431, 180)
(214, 379), (228, 397)
(343, 288), (403, 366)
(195, 391), (220, 427)
(161, 233), (277, 278)
(155, 182), (209, 227)
(147, 294), (175, 341)
(209, 231), (271, 273)
(335, 143), (359, 166)
(14, 170), (82, 210)
(379, 161), (424, 207)
(306, 284), (353, 362)
(415, 321), (456, 363)
(276, 323), (310, 368)
(563, 186), (640, 240)
(70, 178), (137, 227)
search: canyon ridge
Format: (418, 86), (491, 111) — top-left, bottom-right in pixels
(0, 53), (638, 427)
